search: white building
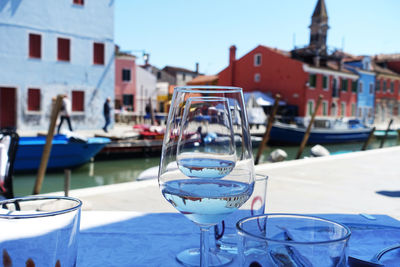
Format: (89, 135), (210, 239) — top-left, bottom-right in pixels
(0, 0), (114, 131)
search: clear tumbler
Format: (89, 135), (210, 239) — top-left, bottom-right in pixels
(0, 196), (82, 267)
(236, 214), (351, 266)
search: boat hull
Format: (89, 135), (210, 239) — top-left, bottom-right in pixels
(14, 135), (110, 172)
(269, 123), (373, 145)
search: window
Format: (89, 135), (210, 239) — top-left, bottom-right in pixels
(390, 81), (394, 93)
(122, 69), (131, 82)
(93, 43), (105, 65)
(182, 73), (186, 81)
(341, 79), (348, 91)
(27, 88), (41, 111)
(376, 80), (381, 91)
(73, 0), (84, 5)
(383, 81), (387, 93)
(72, 90), (84, 112)
(351, 103), (356, 116)
(369, 83), (374, 94)
(309, 74), (316, 88)
(359, 82), (363, 94)
(322, 75), (328, 90)
(254, 53), (262, 66)
(307, 100), (314, 116)
(123, 94), (134, 107)
(29, 34), (41, 59)
(254, 73), (261, 82)
(57, 38), (70, 61)
(322, 101), (328, 116)
(358, 107), (362, 117)
(351, 80), (358, 93)
(157, 71), (161, 79)
(341, 102), (346, 116)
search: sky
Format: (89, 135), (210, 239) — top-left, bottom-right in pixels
(115, 0), (400, 75)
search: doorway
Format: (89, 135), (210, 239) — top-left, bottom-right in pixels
(0, 87), (16, 129)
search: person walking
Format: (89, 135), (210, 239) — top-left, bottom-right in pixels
(57, 94), (73, 134)
(103, 97), (111, 132)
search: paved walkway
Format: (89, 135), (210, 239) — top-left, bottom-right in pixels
(43, 146), (400, 220)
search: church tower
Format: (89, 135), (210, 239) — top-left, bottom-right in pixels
(309, 0), (329, 53)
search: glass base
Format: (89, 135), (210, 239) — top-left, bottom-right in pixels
(176, 248), (233, 267)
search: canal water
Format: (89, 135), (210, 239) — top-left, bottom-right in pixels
(14, 138), (399, 196)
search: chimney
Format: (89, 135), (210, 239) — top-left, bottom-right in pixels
(229, 45), (237, 85)
(229, 45), (236, 65)
(195, 62), (199, 74)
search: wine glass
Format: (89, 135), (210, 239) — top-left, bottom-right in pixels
(159, 86), (255, 267)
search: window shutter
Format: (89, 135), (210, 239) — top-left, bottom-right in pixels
(72, 91), (84, 111)
(29, 34), (41, 59)
(94, 43), (105, 65)
(28, 88), (41, 111)
(58, 38), (70, 61)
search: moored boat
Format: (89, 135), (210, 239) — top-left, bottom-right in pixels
(14, 135), (110, 172)
(269, 119), (373, 145)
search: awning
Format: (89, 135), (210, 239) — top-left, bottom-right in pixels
(244, 91), (286, 106)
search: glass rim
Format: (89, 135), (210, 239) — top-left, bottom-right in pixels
(0, 196), (82, 219)
(174, 86), (243, 93)
(236, 213), (351, 245)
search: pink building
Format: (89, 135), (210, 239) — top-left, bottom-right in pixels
(115, 53), (136, 111)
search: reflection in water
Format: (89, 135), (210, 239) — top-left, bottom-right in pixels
(14, 138), (399, 197)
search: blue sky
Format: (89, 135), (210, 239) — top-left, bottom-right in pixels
(115, 0), (400, 75)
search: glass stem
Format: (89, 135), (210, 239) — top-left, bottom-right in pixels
(200, 226), (211, 267)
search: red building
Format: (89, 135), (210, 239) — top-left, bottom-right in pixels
(217, 45), (358, 118)
(372, 61), (400, 124)
(115, 51), (137, 111)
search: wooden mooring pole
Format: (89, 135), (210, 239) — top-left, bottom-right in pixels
(296, 95), (323, 160)
(255, 94), (281, 165)
(64, 169), (71, 197)
(380, 119), (393, 148)
(361, 127), (376, 151)
(33, 94), (63, 195)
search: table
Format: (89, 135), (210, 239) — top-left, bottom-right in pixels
(78, 211), (400, 266)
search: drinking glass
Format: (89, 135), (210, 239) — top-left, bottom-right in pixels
(236, 214), (351, 266)
(0, 196), (82, 267)
(159, 86), (255, 267)
(215, 174), (268, 254)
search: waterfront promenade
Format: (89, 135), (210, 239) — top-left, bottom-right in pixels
(44, 145), (400, 220)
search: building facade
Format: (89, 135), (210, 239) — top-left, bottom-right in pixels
(162, 65), (200, 86)
(344, 57), (376, 124)
(135, 66), (157, 117)
(0, 0), (114, 131)
(115, 53), (136, 111)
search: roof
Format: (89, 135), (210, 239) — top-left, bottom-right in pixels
(162, 66), (199, 75)
(260, 45), (290, 57)
(371, 61), (400, 77)
(375, 53), (400, 62)
(312, 0), (328, 19)
(186, 75), (218, 85)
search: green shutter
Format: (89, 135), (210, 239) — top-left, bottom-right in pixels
(323, 76), (328, 89)
(352, 81), (357, 93)
(309, 74), (316, 87)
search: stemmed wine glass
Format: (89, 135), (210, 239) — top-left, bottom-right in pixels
(158, 86), (255, 267)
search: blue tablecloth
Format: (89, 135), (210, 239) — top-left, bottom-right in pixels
(78, 212), (400, 267)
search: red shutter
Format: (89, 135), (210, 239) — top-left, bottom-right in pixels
(27, 88), (41, 111)
(58, 38), (70, 61)
(73, 0), (84, 5)
(72, 91), (84, 111)
(29, 34), (41, 59)
(93, 43), (105, 65)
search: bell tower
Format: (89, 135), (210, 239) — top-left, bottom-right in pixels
(309, 0), (329, 53)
